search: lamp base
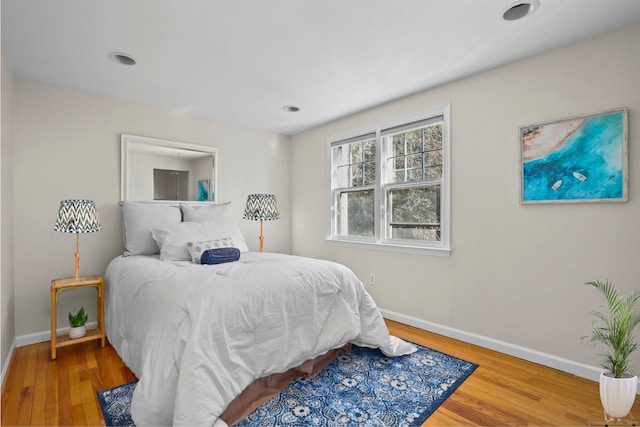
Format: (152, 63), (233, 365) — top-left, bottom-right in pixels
(74, 233), (80, 280)
(259, 219), (264, 252)
(75, 251), (80, 280)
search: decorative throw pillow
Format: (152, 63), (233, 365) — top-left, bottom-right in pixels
(180, 202), (232, 223)
(121, 201), (181, 256)
(186, 238), (235, 264)
(150, 220), (249, 261)
(200, 247), (241, 265)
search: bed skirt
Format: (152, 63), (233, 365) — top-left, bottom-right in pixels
(219, 343), (352, 425)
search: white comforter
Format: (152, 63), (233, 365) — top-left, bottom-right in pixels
(105, 252), (415, 426)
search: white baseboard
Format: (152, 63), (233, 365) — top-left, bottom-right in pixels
(1, 338), (17, 389)
(381, 308), (640, 395)
(15, 321), (99, 347)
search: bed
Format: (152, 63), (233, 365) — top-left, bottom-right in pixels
(105, 201), (416, 426)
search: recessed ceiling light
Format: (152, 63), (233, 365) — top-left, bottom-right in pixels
(108, 52), (136, 66)
(282, 105), (300, 112)
(500, 0), (539, 22)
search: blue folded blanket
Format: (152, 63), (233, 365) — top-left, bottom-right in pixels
(201, 247), (241, 265)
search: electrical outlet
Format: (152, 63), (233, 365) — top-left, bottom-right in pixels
(369, 273), (376, 286)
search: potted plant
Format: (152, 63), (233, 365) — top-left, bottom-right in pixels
(583, 280), (640, 419)
(68, 307), (88, 339)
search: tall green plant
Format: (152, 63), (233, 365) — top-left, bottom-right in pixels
(582, 280), (640, 378)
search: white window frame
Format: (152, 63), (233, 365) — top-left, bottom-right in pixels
(327, 104), (451, 257)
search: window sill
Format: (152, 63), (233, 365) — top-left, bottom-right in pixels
(326, 238), (451, 257)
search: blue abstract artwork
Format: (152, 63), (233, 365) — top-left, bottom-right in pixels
(198, 179), (210, 201)
(521, 109), (627, 203)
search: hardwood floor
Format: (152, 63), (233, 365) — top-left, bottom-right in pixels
(1, 319), (637, 426)
(1, 340), (135, 426)
(387, 320), (638, 426)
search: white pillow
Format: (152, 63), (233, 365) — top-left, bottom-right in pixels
(151, 220), (249, 261)
(186, 238), (236, 264)
(180, 202), (232, 223)
(121, 201), (182, 256)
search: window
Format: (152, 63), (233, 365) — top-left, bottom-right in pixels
(332, 134), (376, 239)
(328, 106), (450, 256)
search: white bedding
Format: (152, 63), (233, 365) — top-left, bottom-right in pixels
(105, 252), (416, 426)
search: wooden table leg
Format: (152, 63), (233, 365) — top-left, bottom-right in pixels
(98, 284), (105, 347)
(51, 287), (57, 360)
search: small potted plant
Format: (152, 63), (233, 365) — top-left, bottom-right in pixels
(583, 280), (640, 419)
(68, 307), (88, 339)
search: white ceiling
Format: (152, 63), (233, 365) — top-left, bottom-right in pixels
(3, 0), (640, 135)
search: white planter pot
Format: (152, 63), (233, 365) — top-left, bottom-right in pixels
(599, 372), (637, 419)
(68, 325), (86, 339)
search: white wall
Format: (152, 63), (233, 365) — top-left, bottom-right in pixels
(291, 23), (640, 374)
(1, 45), (16, 370)
(13, 79), (291, 336)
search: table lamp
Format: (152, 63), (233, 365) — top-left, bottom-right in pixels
(54, 199), (101, 280)
(243, 194), (280, 252)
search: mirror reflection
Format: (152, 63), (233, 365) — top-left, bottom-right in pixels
(153, 169), (189, 201)
(121, 134), (218, 202)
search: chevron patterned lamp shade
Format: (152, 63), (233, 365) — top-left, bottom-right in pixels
(243, 194), (280, 221)
(54, 199), (101, 280)
(243, 194), (280, 252)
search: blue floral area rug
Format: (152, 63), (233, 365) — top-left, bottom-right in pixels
(97, 380), (136, 427)
(97, 343), (477, 427)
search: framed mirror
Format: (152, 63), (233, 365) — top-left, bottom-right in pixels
(121, 134), (218, 202)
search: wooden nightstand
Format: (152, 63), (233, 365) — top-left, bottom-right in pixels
(50, 275), (105, 359)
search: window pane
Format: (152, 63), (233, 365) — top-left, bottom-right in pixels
(424, 123), (443, 151)
(335, 164), (350, 188)
(425, 166), (443, 180)
(333, 138), (376, 189)
(407, 168), (422, 182)
(364, 161), (376, 185)
(384, 122), (442, 186)
(392, 134), (405, 156)
(393, 157), (405, 170)
(350, 143), (362, 163)
(424, 151), (443, 179)
(350, 164), (363, 187)
(364, 140), (376, 162)
(390, 170), (404, 183)
(406, 129), (422, 154)
(338, 190), (374, 237)
(387, 157), (406, 183)
(387, 185), (440, 241)
(407, 153), (422, 169)
(332, 145), (348, 167)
